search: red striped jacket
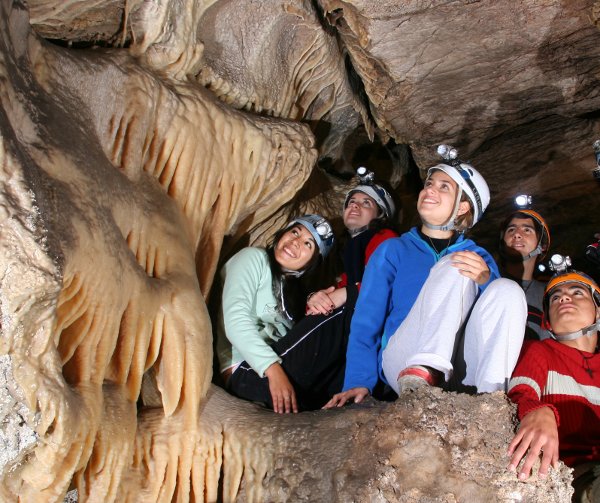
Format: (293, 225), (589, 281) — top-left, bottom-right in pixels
(508, 339), (600, 467)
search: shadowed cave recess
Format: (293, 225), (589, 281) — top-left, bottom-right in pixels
(1, 0), (599, 501)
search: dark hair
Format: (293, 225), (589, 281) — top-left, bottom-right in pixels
(501, 211), (542, 241)
(366, 214), (399, 234)
(453, 192), (474, 232)
(266, 224), (321, 322)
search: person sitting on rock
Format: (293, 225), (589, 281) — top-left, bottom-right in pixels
(324, 145), (527, 408)
(507, 266), (600, 501)
(296, 167), (398, 402)
(216, 214), (334, 413)
(499, 208), (551, 340)
(305, 166), (398, 318)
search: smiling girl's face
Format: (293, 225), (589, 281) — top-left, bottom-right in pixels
(274, 225), (317, 271)
(417, 170), (469, 227)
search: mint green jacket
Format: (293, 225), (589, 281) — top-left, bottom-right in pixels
(216, 247), (292, 377)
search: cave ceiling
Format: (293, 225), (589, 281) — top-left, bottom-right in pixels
(1, 0), (599, 502)
(27, 0), (600, 269)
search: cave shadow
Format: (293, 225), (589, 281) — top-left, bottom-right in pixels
(451, 82), (570, 265)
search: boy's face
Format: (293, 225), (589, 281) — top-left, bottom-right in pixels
(547, 281), (598, 335)
(503, 217), (539, 259)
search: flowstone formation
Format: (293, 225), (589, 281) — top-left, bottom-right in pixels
(0, 0), (598, 501)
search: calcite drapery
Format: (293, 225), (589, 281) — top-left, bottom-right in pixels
(0, 0), (316, 500)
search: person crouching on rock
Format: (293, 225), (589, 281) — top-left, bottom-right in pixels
(507, 267), (600, 501)
(324, 144), (527, 408)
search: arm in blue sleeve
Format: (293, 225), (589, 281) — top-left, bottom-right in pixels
(477, 246), (500, 292)
(343, 240), (398, 392)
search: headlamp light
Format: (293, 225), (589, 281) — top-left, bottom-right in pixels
(316, 222), (331, 238)
(357, 166), (375, 185)
(548, 254), (572, 274)
(514, 194), (532, 208)
(437, 144), (459, 164)
(593, 140), (600, 180)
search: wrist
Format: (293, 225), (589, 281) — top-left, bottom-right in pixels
(264, 361), (281, 377)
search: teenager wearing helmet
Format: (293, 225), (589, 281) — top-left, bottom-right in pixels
(507, 269), (600, 501)
(216, 214), (334, 413)
(499, 209), (551, 340)
(325, 145), (527, 408)
(306, 167), (397, 316)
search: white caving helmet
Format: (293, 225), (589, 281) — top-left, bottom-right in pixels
(424, 144), (490, 232)
(344, 167), (396, 220)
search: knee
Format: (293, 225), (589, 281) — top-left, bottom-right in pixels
(482, 278), (526, 306)
(428, 256), (481, 299)
(429, 255), (464, 281)
(487, 278), (524, 296)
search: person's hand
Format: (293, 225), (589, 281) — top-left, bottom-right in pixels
(327, 287), (347, 310)
(451, 251), (490, 285)
(264, 362), (298, 414)
(307, 286), (340, 315)
(322, 387), (369, 408)
(507, 406), (559, 480)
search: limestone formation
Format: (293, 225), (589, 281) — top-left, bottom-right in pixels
(1, 0), (598, 502)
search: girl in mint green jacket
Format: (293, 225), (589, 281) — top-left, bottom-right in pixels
(217, 215), (334, 413)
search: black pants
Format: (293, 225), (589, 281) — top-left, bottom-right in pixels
(228, 288), (357, 411)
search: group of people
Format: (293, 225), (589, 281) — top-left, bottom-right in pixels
(215, 145), (599, 500)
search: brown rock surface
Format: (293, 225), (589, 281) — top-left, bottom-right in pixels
(318, 0), (600, 263)
(1, 0), (598, 501)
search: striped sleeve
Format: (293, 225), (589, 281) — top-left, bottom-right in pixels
(507, 341), (560, 425)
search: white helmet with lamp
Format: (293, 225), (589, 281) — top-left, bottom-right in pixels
(424, 144), (490, 232)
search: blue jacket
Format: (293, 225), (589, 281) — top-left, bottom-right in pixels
(342, 227), (500, 392)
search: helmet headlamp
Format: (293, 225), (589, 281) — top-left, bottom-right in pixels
(315, 222), (331, 238)
(593, 140), (600, 181)
(548, 254), (572, 274)
(356, 166), (375, 185)
(436, 144), (459, 166)
(514, 194), (532, 209)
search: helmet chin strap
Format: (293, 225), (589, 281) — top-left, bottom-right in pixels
(524, 245), (544, 260)
(422, 187), (463, 232)
(281, 267), (305, 278)
(548, 319), (600, 342)
(501, 244), (543, 263)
